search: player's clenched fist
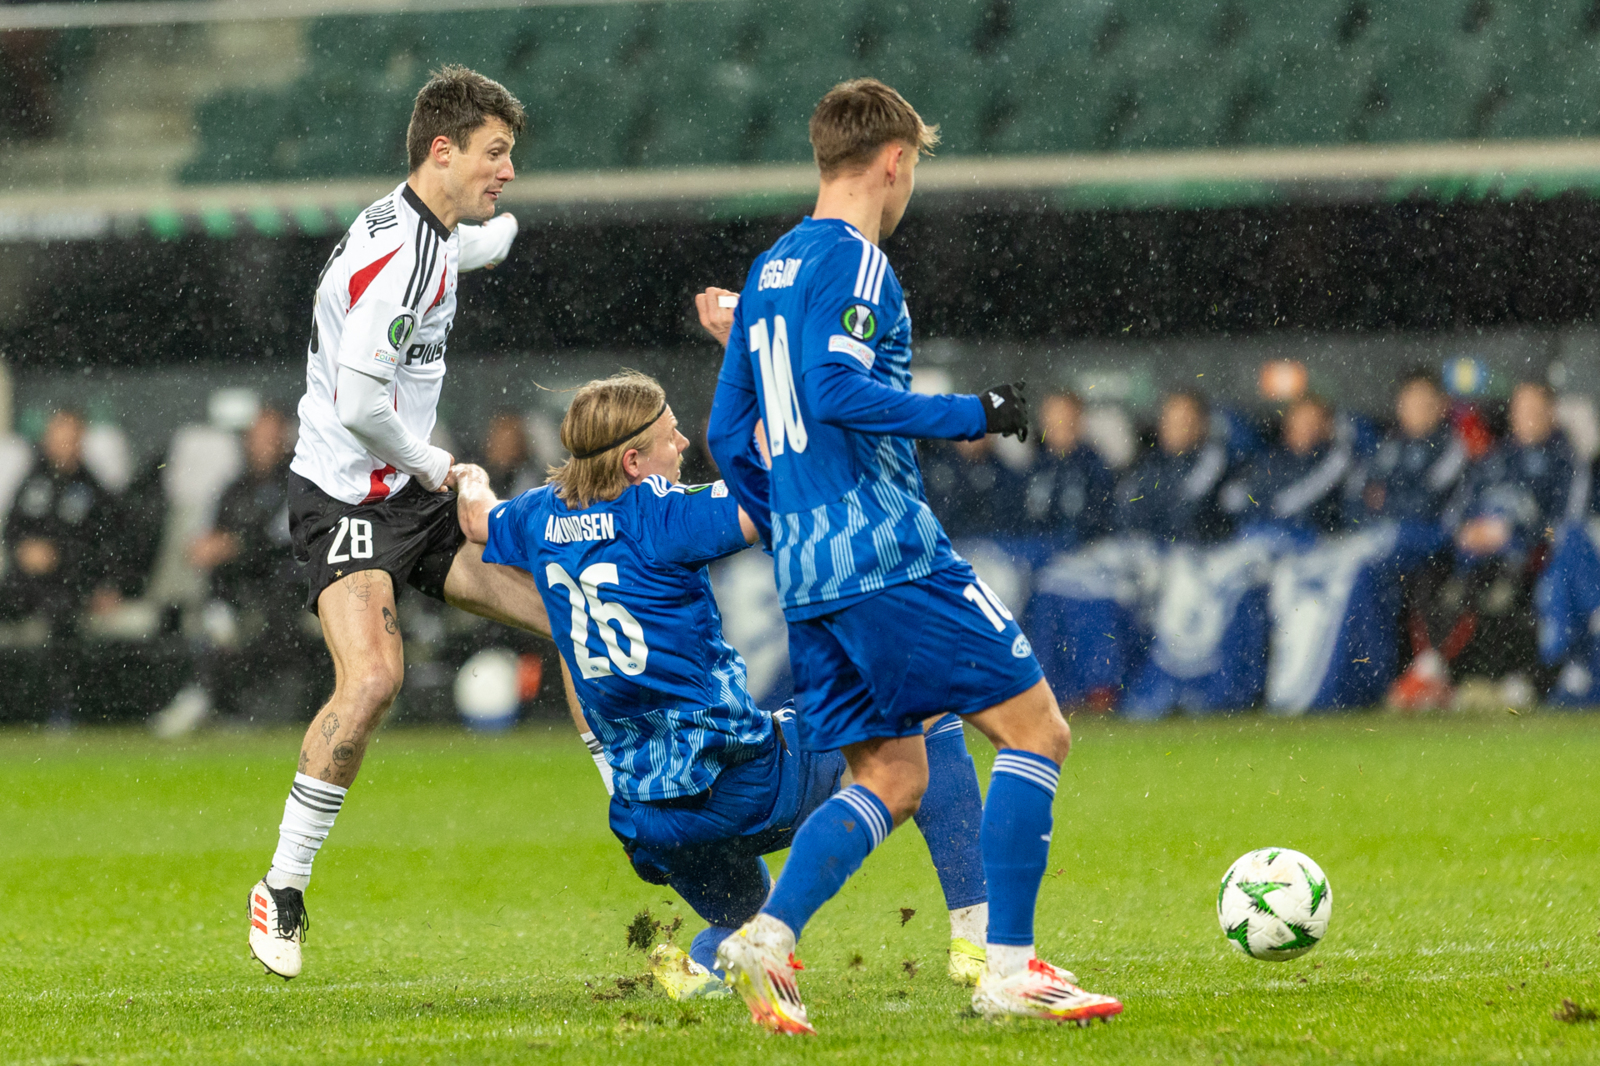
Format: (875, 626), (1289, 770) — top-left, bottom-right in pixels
(695, 287), (739, 347)
(982, 381), (1030, 441)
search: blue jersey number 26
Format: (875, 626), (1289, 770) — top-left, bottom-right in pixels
(546, 562), (650, 678)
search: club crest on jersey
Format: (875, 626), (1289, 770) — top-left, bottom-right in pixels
(1011, 633), (1033, 659)
(387, 312), (417, 350)
(841, 303), (877, 341)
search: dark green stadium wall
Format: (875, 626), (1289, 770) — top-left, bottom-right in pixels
(182, 0), (1600, 184)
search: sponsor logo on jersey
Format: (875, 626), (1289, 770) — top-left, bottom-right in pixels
(828, 334), (875, 369)
(371, 348), (399, 367)
(1011, 633), (1033, 659)
(387, 312), (417, 350)
(841, 303), (877, 341)
(758, 257), (803, 290)
(405, 339), (447, 366)
(544, 512), (618, 544)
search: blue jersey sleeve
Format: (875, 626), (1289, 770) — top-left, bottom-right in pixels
(708, 306), (771, 538)
(481, 489), (540, 573)
(799, 242), (985, 440)
(636, 476), (748, 567)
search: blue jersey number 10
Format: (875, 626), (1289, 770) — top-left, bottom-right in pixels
(546, 562), (650, 678)
(750, 315), (808, 456)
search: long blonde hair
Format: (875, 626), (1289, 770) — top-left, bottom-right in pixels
(546, 370), (666, 508)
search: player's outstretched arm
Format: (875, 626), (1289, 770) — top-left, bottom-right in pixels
(803, 361), (997, 440)
(334, 365), (455, 490)
(452, 463), (499, 543)
(458, 213), (518, 272)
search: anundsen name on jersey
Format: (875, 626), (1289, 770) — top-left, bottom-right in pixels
(544, 512), (618, 544)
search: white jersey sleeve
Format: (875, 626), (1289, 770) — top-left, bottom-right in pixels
(291, 182), (462, 505)
(458, 213), (518, 272)
(337, 296), (416, 384)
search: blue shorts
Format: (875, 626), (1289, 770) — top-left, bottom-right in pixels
(787, 560), (1044, 752)
(609, 712), (846, 927)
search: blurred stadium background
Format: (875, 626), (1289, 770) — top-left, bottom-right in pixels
(7, 0), (1600, 728)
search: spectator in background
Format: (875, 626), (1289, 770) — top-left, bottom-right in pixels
(155, 408), (306, 734)
(1024, 390), (1114, 551)
(1361, 368), (1472, 710)
(1221, 395), (1350, 544)
(0, 409), (122, 721)
(920, 435), (1025, 541)
(1357, 368), (1467, 528)
(1417, 381), (1587, 705)
(480, 411), (542, 497)
(1115, 390), (1232, 543)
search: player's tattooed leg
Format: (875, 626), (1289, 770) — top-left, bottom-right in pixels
(345, 571), (374, 611)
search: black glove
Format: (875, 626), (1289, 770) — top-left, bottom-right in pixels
(982, 381), (1029, 441)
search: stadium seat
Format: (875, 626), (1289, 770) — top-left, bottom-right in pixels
(0, 434), (35, 583)
(182, 89), (294, 184)
(82, 424), (134, 495)
(94, 425), (243, 643)
(175, 0), (1600, 179)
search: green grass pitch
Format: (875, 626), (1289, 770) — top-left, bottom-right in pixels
(3, 714), (1598, 1065)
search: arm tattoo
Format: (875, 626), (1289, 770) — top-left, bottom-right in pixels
(383, 606), (399, 635)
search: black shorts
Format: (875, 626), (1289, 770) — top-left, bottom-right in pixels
(288, 472), (465, 613)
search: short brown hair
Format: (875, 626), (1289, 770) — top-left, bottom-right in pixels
(407, 65), (526, 171)
(546, 371), (667, 509)
(809, 78), (939, 180)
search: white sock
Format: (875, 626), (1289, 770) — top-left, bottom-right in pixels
(950, 902), (987, 943)
(266, 773), (347, 892)
(986, 942), (1035, 978)
(581, 731), (614, 796)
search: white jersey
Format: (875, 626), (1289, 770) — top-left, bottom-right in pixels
(292, 182), (461, 504)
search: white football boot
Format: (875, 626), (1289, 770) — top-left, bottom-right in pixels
(248, 879), (308, 979)
(715, 914), (816, 1035)
(972, 957), (1123, 1024)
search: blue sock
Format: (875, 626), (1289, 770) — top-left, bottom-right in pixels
(914, 714), (987, 911)
(690, 924), (737, 978)
(762, 785), (891, 938)
(982, 749), (1060, 946)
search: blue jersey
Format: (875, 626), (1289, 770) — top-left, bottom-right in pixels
(706, 216), (987, 621)
(482, 476), (770, 802)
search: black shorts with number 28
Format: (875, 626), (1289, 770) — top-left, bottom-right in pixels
(288, 472), (465, 613)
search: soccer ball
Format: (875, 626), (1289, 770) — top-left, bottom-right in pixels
(1216, 848), (1332, 961)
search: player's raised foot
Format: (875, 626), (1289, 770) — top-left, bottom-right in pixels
(714, 914), (816, 1035)
(649, 943), (731, 1000)
(247, 879), (308, 979)
(972, 958), (1123, 1025)
(948, 937), (986, 986)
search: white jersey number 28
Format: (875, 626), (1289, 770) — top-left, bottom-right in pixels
(546, 562), (649, 678)
(750, 315), (808, 456)
(326, 517), (374, 564)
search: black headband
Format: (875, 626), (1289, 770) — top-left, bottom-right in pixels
(570, 400), (668, 461)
